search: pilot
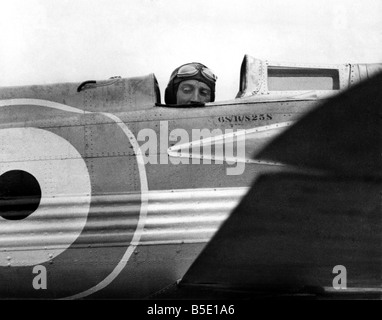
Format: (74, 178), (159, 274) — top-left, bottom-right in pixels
(164, 62), (217, 105)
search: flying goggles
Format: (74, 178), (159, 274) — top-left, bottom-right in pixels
(176, 64), (218, 82)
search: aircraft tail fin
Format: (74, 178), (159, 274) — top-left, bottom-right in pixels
(255, 71), (382, 178)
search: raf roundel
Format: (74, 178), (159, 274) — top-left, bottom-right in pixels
(0, 127), (91, 266)
(0, 99), (148, 299)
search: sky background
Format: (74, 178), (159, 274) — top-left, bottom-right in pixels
(0, 0), (381, 101)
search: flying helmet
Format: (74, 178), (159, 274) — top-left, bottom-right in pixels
(164, 62), (217, 104)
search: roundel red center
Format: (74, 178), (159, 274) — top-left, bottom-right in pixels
(0, 170), (42, 221)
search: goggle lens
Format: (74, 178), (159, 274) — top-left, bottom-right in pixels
(177, 65), (199, 77)
(201, 68), (217, 81)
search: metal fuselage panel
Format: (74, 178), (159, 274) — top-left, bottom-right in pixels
(0, 94), (321, 298)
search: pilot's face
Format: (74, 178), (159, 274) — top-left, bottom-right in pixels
(176, 80), (212, 105)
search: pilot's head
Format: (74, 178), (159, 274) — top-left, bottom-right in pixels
(165, 62), (217, 105)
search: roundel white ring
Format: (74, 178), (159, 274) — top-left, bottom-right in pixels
(0, 127), (91, 266)
(0, 99), (149, 299)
